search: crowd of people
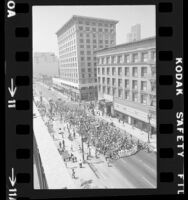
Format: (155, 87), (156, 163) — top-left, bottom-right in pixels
(36, 94), (153, 160)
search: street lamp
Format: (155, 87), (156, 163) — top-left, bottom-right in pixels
(79, 118), (85, 162)
(147, 111), (152, 143)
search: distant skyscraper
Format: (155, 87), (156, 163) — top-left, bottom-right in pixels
(127, 24), (141, 42)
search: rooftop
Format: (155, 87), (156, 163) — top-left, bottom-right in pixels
(95, 36), (156, 54)
(56, 15), (119, 35)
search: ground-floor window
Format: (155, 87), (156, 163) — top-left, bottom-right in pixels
(131, 117), (156, 134)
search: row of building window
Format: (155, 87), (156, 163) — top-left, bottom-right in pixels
(98, 51), (156, 65)
(81, 56), (97, 60)
(60, 51), (77, 59)
(61, 63), (77, 68)
(79, 45), (108, 50)
(60, 45), (76, 54)
(79, 33), (115, 39)
(78, 21), (115, 28)
(80, 78), (98, 84)
(98, 66), (155, 77)
(80, 62), (97, 67)
(61, 57), (77, 63)
(79, 40), (112, 46)
(98, 78), (156, 92)
(62, 73), (78, 78)
(60, 39), (76, 48)
(79, 38), (114, 44)
(100, 78), (155, 91)
(58, 26), (76, 40)
(58, 33), (76, 45)
(78, 26), (115, 33)
(81, 73), (97, 78)
(81, 68), (97, 73)
(98, 86), (156, 106)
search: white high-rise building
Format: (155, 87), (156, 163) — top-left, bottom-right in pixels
(55, 15), (118, 101)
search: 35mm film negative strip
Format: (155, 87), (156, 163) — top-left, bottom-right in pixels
(5, 0), (184, 199)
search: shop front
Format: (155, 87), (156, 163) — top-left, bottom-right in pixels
(131, 117), (156, 135)
(114, 111), (129, 123)
(114, 101), (156, 135)
(98, 99), (113, 116)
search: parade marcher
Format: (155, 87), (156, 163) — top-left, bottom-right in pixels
(72, 169), (76, 179)
(62, 140), (65, 149)
(70, 153), (73, 161)
(79, 159), (82, 168)
(35, 90), (150, 165)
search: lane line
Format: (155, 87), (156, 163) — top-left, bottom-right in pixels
(129, 155), (156, 176)
(136, 158), (156, 175)
(142, 176), (156, 188)
(142, 162), (156, 175)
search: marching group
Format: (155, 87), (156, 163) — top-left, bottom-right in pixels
(35, 94), (152, 164)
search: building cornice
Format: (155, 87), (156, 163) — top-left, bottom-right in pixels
(95, 37), (156, 55)
(56, 15), (119, 36)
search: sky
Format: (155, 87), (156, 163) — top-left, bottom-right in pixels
(33, 5), (155, 57)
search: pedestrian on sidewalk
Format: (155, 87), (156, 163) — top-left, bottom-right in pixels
(79, 159), (82, 168)
(72, 169), (76, 179)
(107, 159), (110, 167)
(87, 153), (89, 160)
(62, 140), (65, 149)
(59, 141), (62, 149)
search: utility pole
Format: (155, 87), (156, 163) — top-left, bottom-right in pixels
(147, 111), (152, 143)
(79, 118), (85, 162)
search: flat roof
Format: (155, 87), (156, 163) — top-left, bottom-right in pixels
(56, 15), (119, 35)
(95, 36), (156, 54)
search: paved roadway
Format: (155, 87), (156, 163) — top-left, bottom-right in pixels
(34, 82), (157, 188)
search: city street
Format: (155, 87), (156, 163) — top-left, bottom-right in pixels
(33, 81), (157, 188)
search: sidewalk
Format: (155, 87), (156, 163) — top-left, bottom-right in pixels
(35, 85), (156, 189)
(52, 119), (133, 188)
(52, 119), (107, 188)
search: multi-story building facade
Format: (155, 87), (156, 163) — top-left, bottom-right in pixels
(96, 37), (156, 134)
(33, 52), (59, 78)
(55, 15), (118, 101)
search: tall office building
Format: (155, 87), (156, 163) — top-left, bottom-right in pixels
(55, 15), (118, 101)
(95, 37), (156, 134)
(127, 24), (141, 42)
